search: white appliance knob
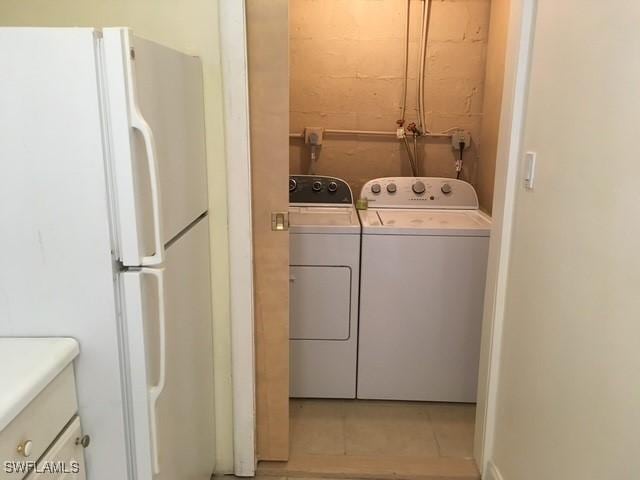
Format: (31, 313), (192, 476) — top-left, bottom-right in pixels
(328, 181), (338, 193)
(412, 181), (426, 194)
(371, 183), (381, 194)
(441, 183), (452, 194)
(17, 440), (33, 457)
(386, 183), (397, 193)
(312, 181), (322, 192)
(289, 178), (297, 192)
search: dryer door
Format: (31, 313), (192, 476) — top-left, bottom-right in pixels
(289, 266), (351, 340)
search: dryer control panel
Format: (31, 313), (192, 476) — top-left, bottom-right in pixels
(289, 175), (353, 205)
(361, 177), (479, 209)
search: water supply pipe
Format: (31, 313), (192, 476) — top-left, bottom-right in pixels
(417, 0), (432, 132)
(400, 0), (412, 125)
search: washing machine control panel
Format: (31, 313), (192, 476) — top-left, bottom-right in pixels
(361, 177), (479, 209)
(289, 175), (353, 204)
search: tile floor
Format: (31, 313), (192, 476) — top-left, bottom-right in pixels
(289, 399), (476, 459)
(258, 399), (479, 479)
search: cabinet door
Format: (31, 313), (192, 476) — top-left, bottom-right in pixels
(26, 416), (86, 480)
(289, 266), (352, 340)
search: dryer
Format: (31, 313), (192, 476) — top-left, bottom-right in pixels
(357, 177), (491, 402)
(289, 175), (360, 398)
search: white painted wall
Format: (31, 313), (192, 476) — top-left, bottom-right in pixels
(0, 1), (235, 472)
(487, 1), (640, 479)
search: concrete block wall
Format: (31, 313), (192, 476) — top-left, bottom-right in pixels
(289, 0), (493, 205)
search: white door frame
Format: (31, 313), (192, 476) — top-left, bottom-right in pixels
(218, 0), (538, 476)
(473, 0), (537, 474)
(219, 0), (256, 476)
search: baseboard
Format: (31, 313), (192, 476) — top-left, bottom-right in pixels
(484, 461), (504, 480)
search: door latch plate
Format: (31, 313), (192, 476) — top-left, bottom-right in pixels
(271, 212), (289, 231)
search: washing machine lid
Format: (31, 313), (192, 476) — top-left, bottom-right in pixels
(289, 206), (361, 234)
(360, 208), (491, 236)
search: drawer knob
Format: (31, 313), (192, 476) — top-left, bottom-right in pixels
(75, 435), (91, 449)
(17, 440), (33, 457)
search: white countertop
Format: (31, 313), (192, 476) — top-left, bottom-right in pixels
(0, 338), (79, 431)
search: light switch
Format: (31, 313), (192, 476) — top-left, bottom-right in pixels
(524, 151), (537, 189)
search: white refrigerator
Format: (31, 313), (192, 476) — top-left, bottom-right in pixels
(0, 28), (215, 479)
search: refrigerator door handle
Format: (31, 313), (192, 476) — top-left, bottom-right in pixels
(131, 109), (165, 267)
(122, 267), (167, 478)
(140, 267), (167, 474)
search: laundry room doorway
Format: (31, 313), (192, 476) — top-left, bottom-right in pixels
(225, 0), (535, 477)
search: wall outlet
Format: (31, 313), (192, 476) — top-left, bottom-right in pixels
(304, 127), (324, 146)
(451, 130), (472, 150)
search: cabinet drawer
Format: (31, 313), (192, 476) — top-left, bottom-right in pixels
(0, 366), (77, 480)
(25, 416), (86, 480)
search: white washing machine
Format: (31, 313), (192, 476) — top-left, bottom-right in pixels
(289, 175), (360, 398)
(357, 177), (491, 402)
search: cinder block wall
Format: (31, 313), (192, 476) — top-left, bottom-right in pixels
(289, 0), (492, 205)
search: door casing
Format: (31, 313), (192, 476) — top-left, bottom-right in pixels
(473, 0), (537, 474)
(218, 0), (257, 476)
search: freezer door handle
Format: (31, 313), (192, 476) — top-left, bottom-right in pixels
(141, 267), (167, 474)
(131, 109), (165, 267)
(127, 38), (164, 266)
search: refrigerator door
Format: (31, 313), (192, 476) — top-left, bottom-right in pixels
(121, 217), (215, 479)
(101, 28), (208, 267)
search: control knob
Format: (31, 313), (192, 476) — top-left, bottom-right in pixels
(371, 183), (382, 194)
(289, 178), (297, 192)
(312, 180), (323, 192)
(386, 183), (397, 193)
(327, 181), (338, 193)
(441, 183), (452, 194)
(412, 181), (426, 195)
